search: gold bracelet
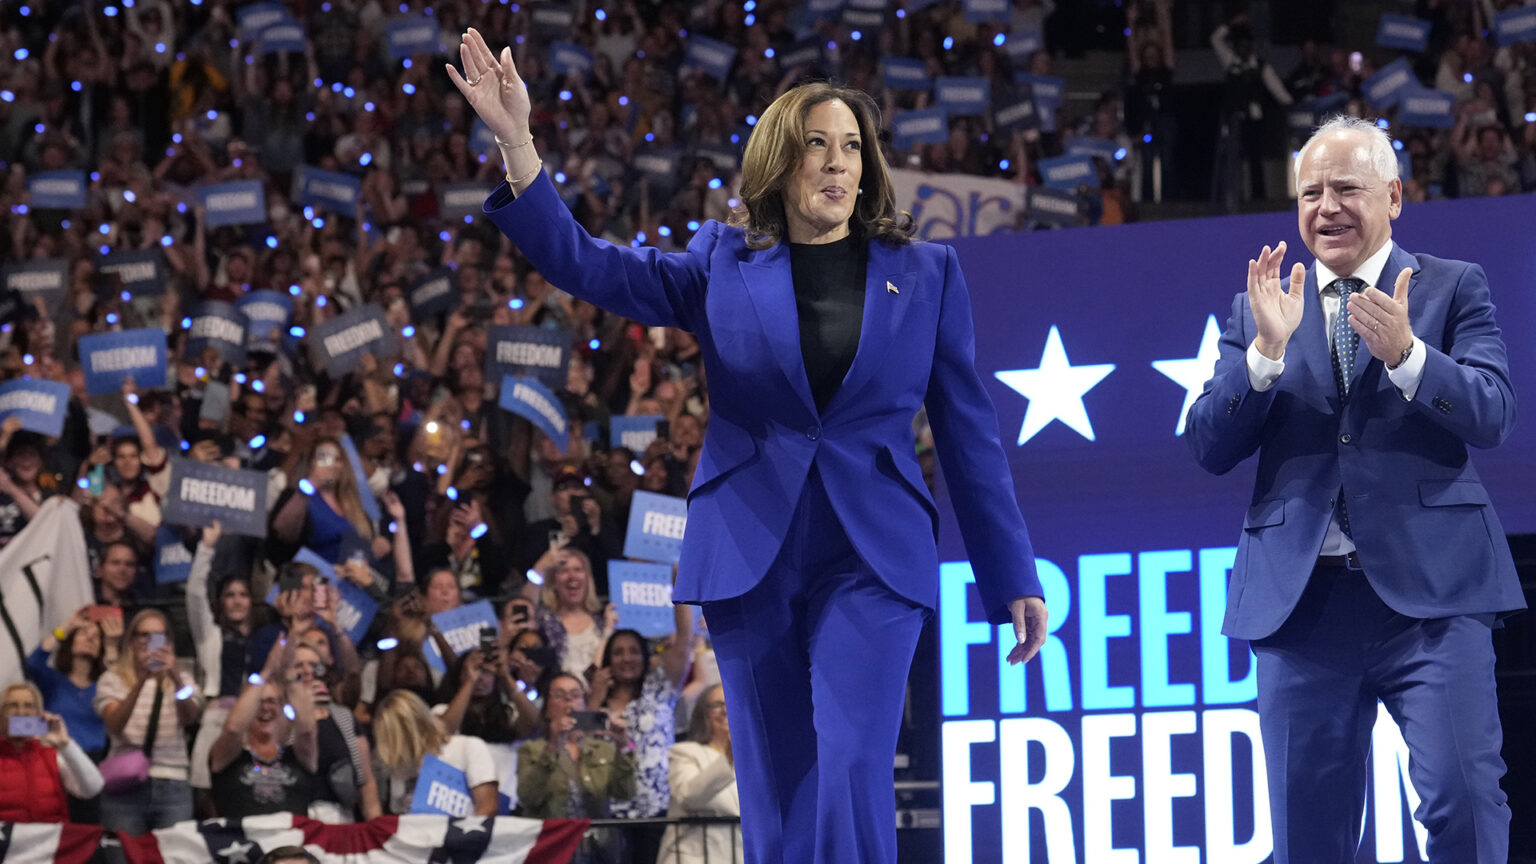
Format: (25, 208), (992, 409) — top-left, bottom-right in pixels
(507, 160), (543, 187)
(495, 136), (533, 149)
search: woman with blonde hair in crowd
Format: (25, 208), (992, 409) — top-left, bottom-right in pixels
(94, 608), (204, 850)
(534, 547), (616, 679)
(270, 436), (376, 563)
(371, 689), (499, 816)
(657, 684), (741, 864)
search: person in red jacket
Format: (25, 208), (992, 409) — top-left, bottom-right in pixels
(0, 682), (105, 823)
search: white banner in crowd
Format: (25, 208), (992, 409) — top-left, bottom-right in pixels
(889, 168), (1027, 240)
(0, 498), (92, 677)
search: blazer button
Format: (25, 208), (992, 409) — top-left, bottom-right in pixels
(1339, 433), (1352, 444)
(805, 426), (821, 441)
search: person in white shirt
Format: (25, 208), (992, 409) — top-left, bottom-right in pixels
(657, 685), (741, 864)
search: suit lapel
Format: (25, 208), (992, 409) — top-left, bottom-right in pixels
(1296, 266), (1337, 411)
(825, 242), (915, 415)
(738, 243), (817, 417)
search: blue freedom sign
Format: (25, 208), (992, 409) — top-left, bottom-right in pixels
(1363, 57), (1417, 109)
(386, 15), (442, 59)
(411, 755), (473, 816)
(295, 165), (361, 215)
(3, 259), (68, 309)
(238, 2), (287, 38)
(891, 107), (949, 150)
(683, 35), (736, 80)
(161, 459), (269, 538)
(961, 0), (1007, 23)
(237, 290), (292, 347)
(498, 375), (569, 453)
(97, 249), (165, 297)
(432, 600), (499, 658)
(1376, 14), (1430, 52)
(1006, 29), (1044, 60)
(1038, 153), (1098, 191)
(486, 325), (569, 391)
(995, 98), (1040, 132)
(1398, 87), (1455, 128)
(410, 268), (457, 319)
(531, 5), (575, 36)
(0, 378), (70, 436)
(154, 527), (194, 584)
(79, 329), (167, 395)
(311, 304), (393, 375)
(439, 182), (492, 222)
(881, 58), (931, 91)
(611, 560), (678, 638)
(28, 171), (88, 209)
(623, 490), (688, 565)
(935, 77), (990, 115)
(549, 42), (594, 76)
(1027, 187), (1081, 227)
(1015, 74), (1064, 107)
(1495, 5), (1536, 45)
(185, 301), (250, 366)
(257, 16), (307, 53)
(777, 41), (822, 70)
(1065, 137), (1122, 163)
(201, 181), (267, 227)
(610, 414), (664, 453)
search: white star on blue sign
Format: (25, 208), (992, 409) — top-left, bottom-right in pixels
(994, 325), (1115, 445)
(1151, 314), (1222, 436)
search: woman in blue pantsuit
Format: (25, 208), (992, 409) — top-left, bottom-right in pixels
(448, 29), (1048, 864)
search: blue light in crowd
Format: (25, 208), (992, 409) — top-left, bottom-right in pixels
(314, 77), (324, 88)
(125, 393), (137, 405)
(288, 284), (302, 296)
(106, 313), (119, 324)
(687, 220), (701, 231)
(509, 298), (525, 309)
(1463, 73), (1473, 83)
(103, 5), (117, 15)
(176, 684), (196, 701)
(344, 87), (356, 98)
(398, 2), (407, 10)
(360, 152), (373, 166)
(403, 58), (413, 69)
(13, 204), (27, 214)
(658, 225), (672, 237)
(315, 295), (327, 308)
(161, 234), (174, 247)
(470, 523), (488, 539)
(943, 36), (954, 50)
(283, 705), (296, 721)
(71, 80), (82, 92)
(446, 486), (460, 502)
(387, 521), (398, 534)
(1143, 133), (1153, 143)
(764, 48), (774, 58)
(1527, 112), (1536, 123)
(250, 435), (266, 449)
(181, 317), (193, 329)
(312, 217), (325, 229)
(177, 202), (187, 213)
(123, 0), (133, 6)
(235, 373), (247, 384)
(180, 440), (190, 451)
(1377, 118), (1390, 129)
(994, 33), (1006, 46)
(403, 83), (417, 95)
(636, 231), (647, 243)
(896, 7), (905, 17)
(746, 114), (758, 126)
(999, 159), (1010, 170)
(0, 92), (13, 103)
(1393, 139), (1404, 151)
(121, 290), (131, 302)
(826, 40), (835, 49)
(99, 245), (111, 255)
(289, 326), (306, 337)
(123, 190), (136, 203)
(438, 230), (452, 242)
(304, 206), (315, 221)
(252, 379), (265, 393)
(99, 223), (111, 235)
(644, 133), (655, 142)
(331, 82), (344, 94)
(322, 2), (331, 9)
(554, 171), (568, 183)
(305, 112), (316, 122)
(595, 8), (606, 20)
(60, 219), (68, 227)
(248, 673), (263, 685)
(364, 101), (375, 112)
(195, 366), (207, 378)
(19, 6), (29, 15)
(559, 90), (573, 101)
(630, 459), (645, 475)
(744, 0), (755, 9)
(436, 463), (449, 476)
(1114, 147), (1128, 161)
(850, 30), (860, 40)
(745, 13), (755, 25)
(21, 354), (33, 365)
(173, 133), (183, 144)
(155, 43), (166, 54)
(91, 171), (101, 181)
(294, 410), (307, 424)
(460, 419), (470, 431)
(266, 235), (279, 248)
(526, 568), (544, 585)
(77, 477), (91, 490)
(589, 337), (601, 349)
(376, 638), (399, 651)
(393, 363), (405, 376)
(618, 95), (630, 106)
(35, 123), (45, 134)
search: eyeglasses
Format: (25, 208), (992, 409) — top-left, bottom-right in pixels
(548, 688), (585, 702)
(706, 701), (727, 713)
(132, 631), (167, 641)
(313, 451), (341, 466)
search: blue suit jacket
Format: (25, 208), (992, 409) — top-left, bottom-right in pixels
(1187, 243), (1525, 641)
(486, 173), (1040, 624)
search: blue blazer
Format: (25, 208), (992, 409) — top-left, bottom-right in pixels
(486, 173), (1040, 624)
(1187, 243), (1525, 640)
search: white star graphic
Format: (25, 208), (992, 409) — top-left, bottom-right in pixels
(217, 839), (256, 864)
(994, 325), (1116, 445)
(456, 816), (490, 834)
(1151, 314), (1222, 436)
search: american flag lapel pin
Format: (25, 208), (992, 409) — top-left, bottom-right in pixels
(886, 280), (899, 295)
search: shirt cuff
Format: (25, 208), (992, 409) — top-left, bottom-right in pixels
(1386, 336), (1427, 400)
(1245, 341), (1284, 392)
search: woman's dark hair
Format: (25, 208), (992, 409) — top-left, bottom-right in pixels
(53, 622), (107, 680)
(449, 651), (519, 743)
(732, 81), (914, 250)
(256, 847), (320, 864)
(598, 628), (649, 703)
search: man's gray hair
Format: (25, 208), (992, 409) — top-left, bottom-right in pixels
(1294, 115), (1399, 185)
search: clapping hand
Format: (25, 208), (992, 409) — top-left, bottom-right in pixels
(1248, 242), (1307, 361)
(1348, 267), (1414, 366)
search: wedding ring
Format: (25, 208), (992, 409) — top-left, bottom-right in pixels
(467, 76), (480, 86)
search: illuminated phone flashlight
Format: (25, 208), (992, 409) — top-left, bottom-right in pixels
(445, 486), (459, 501)
(376, 637), (399, 651)
(298, 478), (316, 495)
(630, 459), (645, 475)
(425, 421), (439, 434)
(283, 705), (296, 721)
(249, 435), (267, 449)
(526, 568), (544, 585)
(294, 410), (306, 423)
(176, 684), (196, 701)
(470, 523), (488, 539)
(248, 673), (264, 686)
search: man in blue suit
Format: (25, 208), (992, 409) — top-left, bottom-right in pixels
(1187, 115), (1524, 862)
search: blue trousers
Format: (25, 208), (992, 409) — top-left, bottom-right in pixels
(1252, 565), (1510, 863)
(703, 467), (927, 864)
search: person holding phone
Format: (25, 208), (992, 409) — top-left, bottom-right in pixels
(0, 682), (105, 823)
(94, 609), (203, 844)
(516, 672), (636, 826)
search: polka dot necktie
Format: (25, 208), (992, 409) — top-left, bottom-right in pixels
(1330, 277), (1363, 538)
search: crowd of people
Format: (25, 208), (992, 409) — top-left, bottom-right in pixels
(0, 0), (1531, 861)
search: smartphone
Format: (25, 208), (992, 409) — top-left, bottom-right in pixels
(547, 529), (568, 550)
(479, 625), (499, 656)
(146, 632), (167, 670)
(570, 710), (607, 733)
(509, 603), (532, 626)
(654, 419), (670, 440)
(87, 605), (124, 623)
(314, 582), (330, 611)
(88, 464), (105, 497)
(7, 716), (48, 737)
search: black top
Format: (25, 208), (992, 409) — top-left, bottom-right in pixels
(212, 746), (316, 819)
(790, 234), (867, 413)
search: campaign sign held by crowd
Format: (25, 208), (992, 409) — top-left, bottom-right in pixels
(439, 182), (494, 222)
(1015, 73), (1064, 107)
(387, 14), (443, 59)
(412, 755), (474, 817)
(0, 378), (70, 436)
(97, 249), (166, 297)
(1376, 13), (1431, 52)
(487, 325), (569, 391)
(295, 165), (362, 215)
(892, 107), (950, 150)
(162, 459), (269, 537)
(881, 58), (931, 92)
(994, 97), (1040, 133)
(410, 268), (457, 319)
(1007, 28), (1044, 60)
(2, 258), (69, 310)
(498, 375), (569, 454)
(432, 600), (499, 659)
(548, 41), (594, 76)
(961, 0), (1007, 23)
(683, 34), (736, 81)
(185, 301), (250, 366)
(1363, 57), (1417, 109)
(154, 526), (194, 584)
(1065, 136), (1121, 163)
(28, 170), (88, 209)
(237, 290), (293, 346)
(624, 491), (688, 565)
(1037, 153), (1098, 191)
(292, 548), (380, 646)
(312, 304), (393, 375)
(611, 561), (678, 638)
(935, 77), (990, 115)
(237, 1), (287, 38)
(1398, 87), (1455, 128)
(531, 4), (575, 36)
(257, 16), (307, 52)
(1495, 5), (1536, 45)
(610, 414), (663, 453)
(200, 180), (268, 227)
(1027, 187), (1082, 227)
(79, 329), (167, 395)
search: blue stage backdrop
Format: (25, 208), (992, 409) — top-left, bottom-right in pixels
(935, 192), (1535, 863)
